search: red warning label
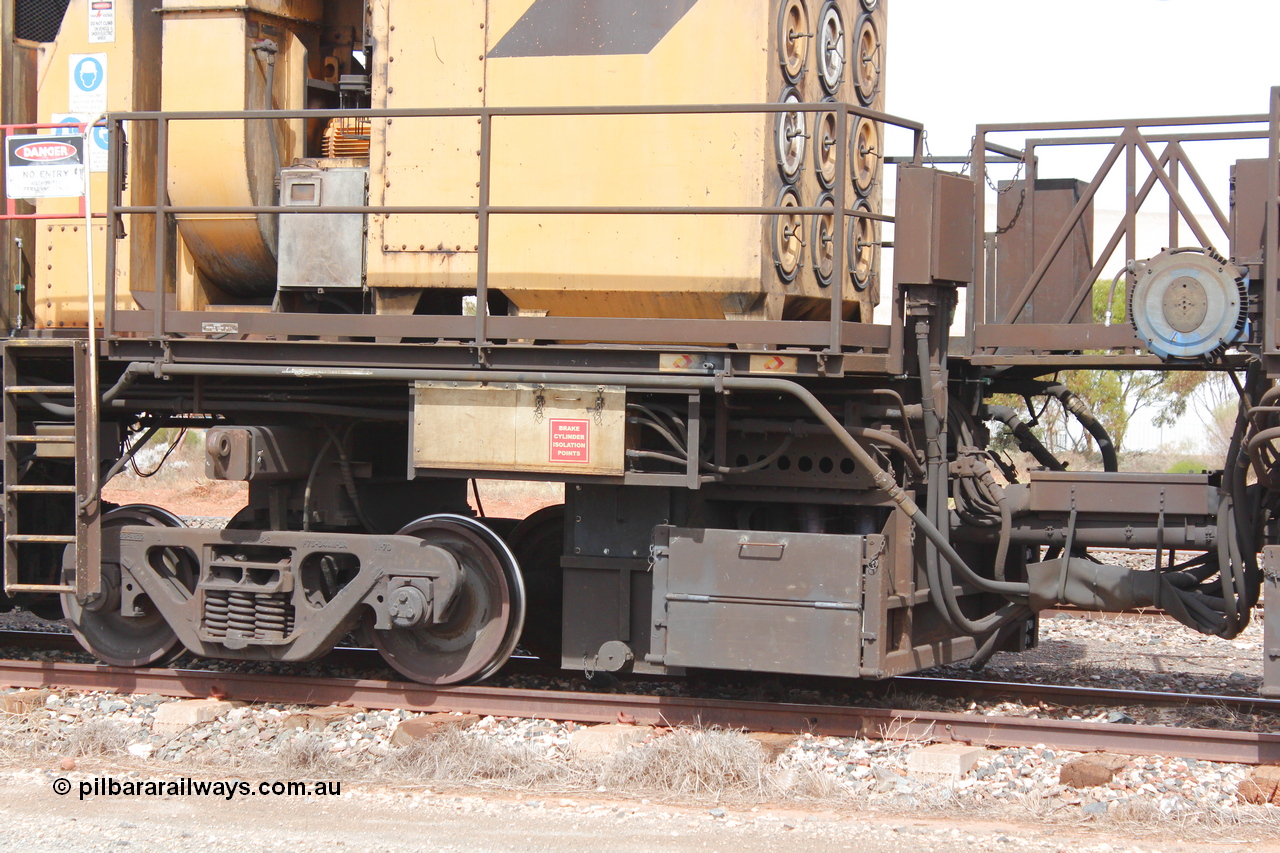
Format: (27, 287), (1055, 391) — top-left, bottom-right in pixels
(549, 419), (590, 464)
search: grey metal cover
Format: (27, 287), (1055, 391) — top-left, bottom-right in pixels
(656, 527), (865, 678)
(278, 166), (368, 289)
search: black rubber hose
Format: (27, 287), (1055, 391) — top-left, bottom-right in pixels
(985, 404), (1065, 471)
(1038, 384), (1118, 472)
(917, 324), (1027, 635)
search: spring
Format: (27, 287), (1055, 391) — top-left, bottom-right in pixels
(255, 592), (291, 640)
(203, 590), (229, 638)
(226, 590), (257, 636)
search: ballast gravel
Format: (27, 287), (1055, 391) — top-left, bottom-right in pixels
(0, 686), (1269, 823)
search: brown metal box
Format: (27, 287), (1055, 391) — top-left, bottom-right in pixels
(1231, 158), (1270, 268)
(652, 527), (864, 678)
(1028, 471), (1216, 517)
(894, 166), (978, 286)
(994, 179), (1094, 324)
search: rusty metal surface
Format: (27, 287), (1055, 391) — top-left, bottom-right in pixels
(1, 657), (1278, 765)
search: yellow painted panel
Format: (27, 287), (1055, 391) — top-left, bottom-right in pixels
(367, 0), (486, 284)
(34, 221), (132, 329)
(31, 0), (141, 327)
(161, 6), (310, 293)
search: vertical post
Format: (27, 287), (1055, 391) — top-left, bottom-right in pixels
(81, 117), (101, 517)
(74, 339), (101, 603)
(1266, 87), (1279, 355)
(1125, 129), (1138, 324)
(1261, 546), (1280, 698)
(475, 110), (492, 349)
(1168, 155), (1180, 250)
(1023, 141), (1038, 325)
(829, 104), (847, 355)
(685, 392), (700, 490)
(2, 349), (15, 591)
(152, 117), (168, 340)
(103, 118), (118, 342)
(970, 128), (988, 350)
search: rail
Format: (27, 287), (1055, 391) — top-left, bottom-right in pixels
(966, 91), (1280, 365)
(96, 102), (924, 362)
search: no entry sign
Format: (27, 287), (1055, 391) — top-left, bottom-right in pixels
(5, 135), (86, 199)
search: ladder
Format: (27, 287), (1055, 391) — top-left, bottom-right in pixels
(2, 339), (100, 600)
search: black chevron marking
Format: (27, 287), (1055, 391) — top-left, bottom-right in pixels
(489, 0), (701, 58)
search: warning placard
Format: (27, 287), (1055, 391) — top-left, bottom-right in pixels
(52, 115), (108, 173)
(5, 135), (85, 199)
(549, 419), (590, 464)
(88, 1), (116, 44)
(69, 54), (108, 114)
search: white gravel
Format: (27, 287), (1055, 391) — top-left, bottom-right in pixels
(0, 686), (1269, 824)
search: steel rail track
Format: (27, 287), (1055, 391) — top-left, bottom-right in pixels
(1, 656), (1277, 766)
(3, 629), (1276, 716)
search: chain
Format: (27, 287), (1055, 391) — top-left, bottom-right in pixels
(592, 389), (605, 426)
(533, 386), (545, 424)
(958, 135), (1028, 235)
(994, 187), (1026, 236)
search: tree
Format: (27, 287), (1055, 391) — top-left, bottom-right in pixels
(994, 279), (1210, 458)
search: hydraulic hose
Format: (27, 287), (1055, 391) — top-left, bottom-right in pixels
(985, 404), (1065, 471)
(1043, 383), (1118, 472)
(917, 322), (1028, 636)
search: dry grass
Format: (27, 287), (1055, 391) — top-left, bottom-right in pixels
(64, 720), (132, 758)
(270, 732), (348, 776)
(598, 728), (773, 799)
(379, 727), (578, 788)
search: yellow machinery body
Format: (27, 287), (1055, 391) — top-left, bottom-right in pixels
(13, 0), (887, 328)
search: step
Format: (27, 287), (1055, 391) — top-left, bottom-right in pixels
(4, 435), (74, 444)
(6, 485), (76, 494)
(5, 534), (76, 544)
(3, 583), (73, 594)
(4, 385), (76, 395)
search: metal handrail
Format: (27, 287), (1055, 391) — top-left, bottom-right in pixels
(967, 103), (1277, 359)
(98, 100), (923, 358)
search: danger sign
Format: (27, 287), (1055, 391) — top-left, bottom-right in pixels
(5, 134), (85, 199)
(549, 419), (590, 464)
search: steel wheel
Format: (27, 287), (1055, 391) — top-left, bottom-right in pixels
(507, 505), (565, 662)
(62, 505), (192, 668)
(367, 514), (525, 685)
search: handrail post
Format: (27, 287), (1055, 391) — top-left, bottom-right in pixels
(1125, 130), (1137, 326)
(829, 103), (847, 355)
(1267, 87), (1279, 354)
(103, 117), (119, 343)
(152, 117), (168, 340)
(475, 109), (492, 349)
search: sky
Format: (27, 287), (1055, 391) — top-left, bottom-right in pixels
(887, 0), (1280, 156)
(881, 0), (1280, 452)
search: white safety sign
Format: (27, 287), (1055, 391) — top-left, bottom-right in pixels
(52, 114), (108, 173)
(5, 135), (86, 199)
(68, 53), (108, 114)
(88, 1), (116, 44)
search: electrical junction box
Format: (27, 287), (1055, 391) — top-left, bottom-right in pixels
(278, 164), (369, 290)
